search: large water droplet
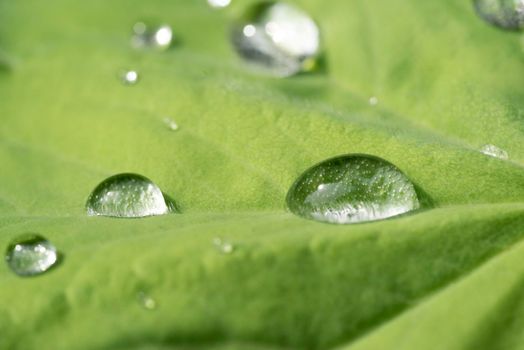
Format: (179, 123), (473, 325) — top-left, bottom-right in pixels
(5, 234), (59, 277)
(208, 0), (231, 9)
(286, 154), (420, 224)
(231, 2), (321, 77)
(132, 22), (174, 50)
(474, 0), (524, 29)
(480, 144), (509, 159)
(86, 173), (173, 218)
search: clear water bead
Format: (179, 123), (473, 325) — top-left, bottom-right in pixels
(121, 70), (139, 85)
(286, 154), (420, 224)
(86, 173), (172, 218)
(480, 144), (509, 159)
(231, 2), (321, 77)
(474, 0), (524, 29)
(5, 234), (59, 277)
(132, 22), (174, 50)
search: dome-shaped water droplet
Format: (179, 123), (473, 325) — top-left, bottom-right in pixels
(86, 173), (173, 218)
(121, 70), (139, 85)
(208, 0), (231, 9)
(286, 154), (420, 224)
(474, 0), (524, 29)
(231, 1), (321, 77)
(132, 22), (174, 50)
(137, 291), (157, 310)
(163, 117), (179, 131)
(5, 234), (59, 277)
(480, 144), (509, 159)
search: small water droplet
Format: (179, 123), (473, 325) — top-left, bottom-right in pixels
(213, 237), (235, 254)
(208, 0), (231, 8)
(286, 154), (420, 224)
(86, 173), (174, 218)
(231, 2), (321, 77)
(5, 234), (59, 277)
(480, 144), (509, 159)
(474, 0), (524, 29)
(121, 70), (139, 85)
(163, 117), (179, 131)
(132, 22), (174, 50)
(137, 291), (157, 310)
(369, 96), (378, 106)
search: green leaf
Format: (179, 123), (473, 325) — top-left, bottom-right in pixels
(0, 0), (523, 349)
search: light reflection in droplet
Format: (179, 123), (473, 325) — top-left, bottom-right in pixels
(208, 0), (231, 8)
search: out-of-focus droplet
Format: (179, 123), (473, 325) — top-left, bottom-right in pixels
(480, 144), (509, 159)
(86, 173), (173, 218)
(132, 22), (174, 50)
(137, 291), (157, 310)
(5, 234), (59, 277)
(474, 0), (524, 30)
(286, 154), (420, 224)
(369, 96), (378, 106)
(231, 2), (321, 77)
(163, 117), (179, 131)
(213, 237), (235, 254)
(208, 0), (231, 9)
(121, 70), (139, 85)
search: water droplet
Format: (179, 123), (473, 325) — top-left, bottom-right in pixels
(86, 173), (173, 218)
(137, 291), (157, 310)
(231, 2), (321, 77)
(208, 0), (231, 8)
(480, 144), (509, 159)
(121, 70), (139, 85)
(213, 237), (235, 254)
(5, 234), (59, 277)
(163, 117), (179, 131)
(286, 154), (420, 224)
(132, 22), (174, 50)
(369, 96), (379, 106)
(474, 0), (524, 29)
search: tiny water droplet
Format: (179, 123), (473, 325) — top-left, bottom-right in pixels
(208, 0), (231, 9)
(213, 237), (235, 254)
(5, 234), (59, 277)
(474, 0), (524, 29)
(121, 70), (139, 85)
(480, 144), (509, 159)
(163, 117), (179, 131)
(231, 2), (321, 77)
(137, 291), (157, 310)
(86, 173), (174, 218)
(132, 22), (174, 50)
(286, 154), (420, 224)
(369, 96), (378, 106)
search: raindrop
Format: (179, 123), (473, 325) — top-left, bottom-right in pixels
(163, 117), (179, 131)
(208, 0), (231, 9)
(231, 2), (321, 77)
(286, 154), (420, 224)
(132, 22), (174, 50)
(213, 237), (235, 254)
(474, 0), (524, 30)
(5, 234), (59, 277)
(121, 70), (139, 85)
(86, 173), (174, 218)
(480, 144), (509, 159)
(137, 291), (157, 310)
(369, 96), (378, 106)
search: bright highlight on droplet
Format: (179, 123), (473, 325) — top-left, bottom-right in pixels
(286, 154), (421, 224)
(369, 96), (379, 106)
(137, 291), (157, 310)
(480, 144), (509, 160)
(474, 0), (524, 29)
(86, 173), (174, 218)
(231, 2), (321, 77)
(213, 237), (234, 254)
(132, 22), (174, 50)
(121, 70), (139, 85)
(5, 234), (59, 277)
(208, 0), (231, 8)
(163, 117), (179, 131)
